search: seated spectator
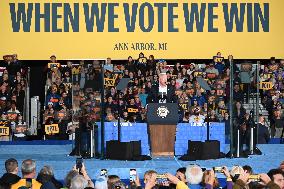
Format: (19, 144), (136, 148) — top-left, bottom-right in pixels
(205, 62), (219, 77)
(0, 158), (21, 187)
(105, 113), (117, 122)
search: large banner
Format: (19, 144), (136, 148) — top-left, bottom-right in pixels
(0, 0), (283, 59)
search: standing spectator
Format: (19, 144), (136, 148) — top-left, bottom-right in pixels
(233, 84), (244, 103)
(11, 159), (42, 189)
(272, 110), (284, 138)
(0, 158), (21, 187)
(257, 115), (270, 144)
(185, 164), (203, 188)
(36, 165), (63, 189)
(267, 169), (284, 189)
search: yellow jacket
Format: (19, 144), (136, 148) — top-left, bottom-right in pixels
(176, 181), (189, 189)
(11, 178), (42, 189)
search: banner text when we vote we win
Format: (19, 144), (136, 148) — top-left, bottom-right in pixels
(9, 2), (269, 33)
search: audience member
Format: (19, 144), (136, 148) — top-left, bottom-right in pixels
(11, 159), (42, 189)
(0, 158), (21, 187)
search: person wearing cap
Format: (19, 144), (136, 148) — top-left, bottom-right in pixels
(50, 55), (57, 63)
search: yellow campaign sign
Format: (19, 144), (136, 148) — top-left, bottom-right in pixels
(0, 126), (10, 136)
(104, 78), (116, 87)
(127, 108), (139, 113)
(179, 103), (188, 110)
(48, 63), (61, 68)
(259, 82), (273, 90)
(45, 124), (59, 135)
(213, 56), (224, 63)
(0, 0), (284, 60)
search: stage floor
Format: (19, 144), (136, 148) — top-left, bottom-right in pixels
(0, 142), (283, 180)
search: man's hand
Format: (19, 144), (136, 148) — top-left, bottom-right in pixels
(134, 173), (141, 187)
(238, 172), (250, 183)
(222, 166), (231, 178)
(165, 173), (180, 185)
(176, 171), (186, 183)
(145, 175), (156, 189)
(81, 163), (87, 175)
(259, 173), (271, 185)
(206, 170), (215, 186)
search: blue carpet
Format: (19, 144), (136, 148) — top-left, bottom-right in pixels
(0, 143), (283, 183)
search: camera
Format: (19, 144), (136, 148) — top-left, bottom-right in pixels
(249, 174), (261, 182)
(129, 169), (137, 182)
(213, 167), (224, 173)
(76, 158), (83, 171)
(156, 174), (169, 185)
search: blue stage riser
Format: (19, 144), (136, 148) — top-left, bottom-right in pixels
(99, 122), (225, 155)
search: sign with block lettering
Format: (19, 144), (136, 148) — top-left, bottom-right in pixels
(48, 63), (61, 69)
(104, 78), (116, 87)
(179, 103), (188, 111)
(260, 82), (273, 90)
(213, 56), (224, 63)
(127, 108), (139, 113)
(0, 126), (9, 136)
(1, 1), (284, 59)
(45, 124), (59, 135)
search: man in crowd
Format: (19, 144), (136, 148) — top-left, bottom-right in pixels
(11, 159), (42, 189)
(0, 158), (21, 187)
(257, 115), (270, 144)
(267, 169), (284, 189)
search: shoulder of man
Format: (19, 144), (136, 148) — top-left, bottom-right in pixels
(11, 178), (42, 189)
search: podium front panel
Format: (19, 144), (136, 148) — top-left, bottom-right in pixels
(147, 103), (179, 125)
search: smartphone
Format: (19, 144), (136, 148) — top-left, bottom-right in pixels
(156, 174), (168, 185)
(249, 174), (261, 182)
(101, 169), (108, 177)
(213, 167), (223, 173)
(130, 169), (137, 182)
(76, 158), (83, 170)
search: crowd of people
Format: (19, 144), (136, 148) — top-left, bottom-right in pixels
(259, 58), (284, 138)
(0, 158), (283, 189)
(41, 54), (284, 144)
(44, 56), (103, 139)
(0, 54), (27, 141)
(101, 54), (283, 144)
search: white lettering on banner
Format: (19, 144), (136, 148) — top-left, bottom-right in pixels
(113, 122), (133, 127)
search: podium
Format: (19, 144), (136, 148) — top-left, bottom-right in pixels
(147, 103), (179, 156)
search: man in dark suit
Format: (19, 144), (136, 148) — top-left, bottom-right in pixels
(257, 115), (270, 144)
